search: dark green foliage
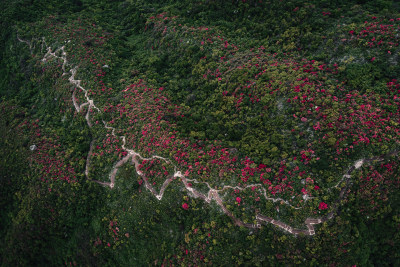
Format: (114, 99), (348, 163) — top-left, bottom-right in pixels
(1, 0), (400, 266)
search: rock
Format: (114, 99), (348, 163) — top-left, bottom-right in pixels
(30, 144), (37, 151)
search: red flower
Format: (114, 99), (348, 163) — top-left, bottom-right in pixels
(313, 122), (321, 130)
(236, 197), (241, 204)
(319, 202), (328, 210)
(182, 203), (189, 210)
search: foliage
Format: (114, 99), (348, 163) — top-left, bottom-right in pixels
(1, 0), (400, 266)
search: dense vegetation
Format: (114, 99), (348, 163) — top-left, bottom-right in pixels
(1, 0), (400, 266)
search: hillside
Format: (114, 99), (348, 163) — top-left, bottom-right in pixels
(1, 1), (400, 266)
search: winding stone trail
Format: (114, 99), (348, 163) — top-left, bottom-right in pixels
(19, 36), (399, 236)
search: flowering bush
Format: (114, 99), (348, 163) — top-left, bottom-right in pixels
(318, 202), (328, 210)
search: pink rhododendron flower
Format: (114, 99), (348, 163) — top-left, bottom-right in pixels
(319, 202), (328, 210)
